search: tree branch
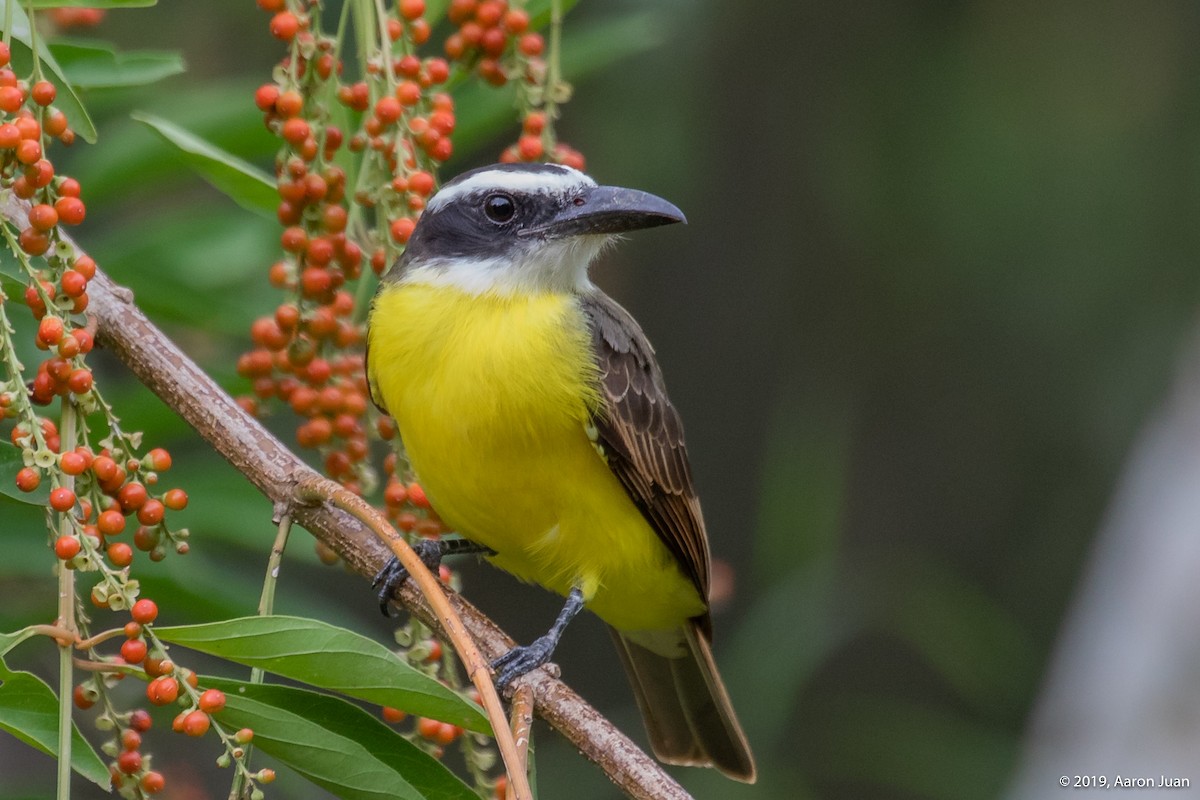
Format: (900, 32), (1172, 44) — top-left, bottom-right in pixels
(1, 192), (692, 800)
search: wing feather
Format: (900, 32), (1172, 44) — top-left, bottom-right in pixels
(579, 292), (711, 610)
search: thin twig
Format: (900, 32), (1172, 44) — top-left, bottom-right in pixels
(0, 193), (694, 800)
(506, 685), (535, 800)
(56, 401), (79, 800)
(296, 476), (533, 800)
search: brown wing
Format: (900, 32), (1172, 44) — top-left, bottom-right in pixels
(579, 292), (712, 617)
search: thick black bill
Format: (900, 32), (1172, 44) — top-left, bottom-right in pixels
(522, 185), (686, 239)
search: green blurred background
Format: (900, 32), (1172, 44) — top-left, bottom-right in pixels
(4, 1), (1200, 798)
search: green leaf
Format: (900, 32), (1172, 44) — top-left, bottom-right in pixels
(0, 442), (48, 506)
(527, 0), (581, 29)
(24, 0), (155, 6)
(50, 39), (184, 89)
(205, 678), (478, 800)
(0, 0), (98, 142)
(155, 616), (490, 733)
(0, 659), (110, 789)
(130, 111), (277, 217)
(0, 627), (39, 657)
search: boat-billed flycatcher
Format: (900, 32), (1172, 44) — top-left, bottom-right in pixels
(366, 163), (756, 782)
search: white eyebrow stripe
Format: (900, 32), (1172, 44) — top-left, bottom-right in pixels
(425, 167), (596, 212)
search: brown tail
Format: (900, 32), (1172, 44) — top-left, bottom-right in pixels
(610, 620), (756, 783)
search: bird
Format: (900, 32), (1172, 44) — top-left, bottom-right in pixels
(366, 162), (756, 782)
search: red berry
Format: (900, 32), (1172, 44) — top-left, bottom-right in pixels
(518, 32), (544, 56)
(408, 18), (431, 44)
(60, 451), (87, 475)
(408, 171), (435, 197)
(49, 487), (76, 512)
(181, 710), (210, 737)
(435, 722), (461, 745)
(54, 535), (80, 560)
(475, 0), (504, 27)
(107, 542), (133, 567)
(517, 135), (543, 161)
(60, 269), (87, 297)
(131, 598), (159, 624)
(67, 368), (93, 395)
(18, 227), (50, 256)
(137, 499), (165, 526)
(118, 482), (148, 511)
(390, 217), (415, 243)
(0, 85), (23, 112)
(269, 11), (300, 41)
(281, 117), (310, 146)
(503, 9), (529, 33)
(116, 749), (142, 775)
(15, 468), (40, 493)
(28, 203), (58, 231)
(15, 139), (41, 165)
(55, 196), (86, 225)
(99, 510), (129, 534)
(44, 109), (68, 137)
(121, 728), (142, 751)
(375, 96), (402, 125)
(30, 80), (56, 106)
(147, 447), (172, 471)
(163, 488), (188, 511)
(120, 638), (148, 665)
(254, 83), (280, 112)
(396, 81), (421, 106)
(400, 0), (425, 20)
(73, 683), (96, 709)
(129, 709), (153, 731)
(416, 717), (441, 739)
(91, 455), (118, 482)
(407, 482), (430, 508)
(73, 255), (97, 279)
(381, 706), (406, 723)
(198, 688), (226, 713)
(140, 772), (165, 794)
(146, 676), (179, 705)
(276, 90), (303, 117)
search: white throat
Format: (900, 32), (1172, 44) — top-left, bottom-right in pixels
(402, 235), (611, 296)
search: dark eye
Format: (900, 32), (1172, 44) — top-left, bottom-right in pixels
(484, 193), (516, 224)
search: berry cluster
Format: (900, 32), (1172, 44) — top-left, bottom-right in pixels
(0, 18), (227, 799)
(72, 595), (276, 797)
(16, 438), (191, 574)
(445, 0), (540, 85)
(499, 109), (585, 170)
(241, 3), (587, 794)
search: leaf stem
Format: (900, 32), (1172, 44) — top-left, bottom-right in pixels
(227, 511), (291, 800)
(56, 400), (79, 800)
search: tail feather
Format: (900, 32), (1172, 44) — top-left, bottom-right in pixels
(610, 621), (757, 783)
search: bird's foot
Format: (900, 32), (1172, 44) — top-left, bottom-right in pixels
(372, 539), (445, 616)
(491, 636), (559, 690)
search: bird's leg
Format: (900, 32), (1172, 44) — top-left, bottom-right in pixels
(373, 538), (494, 616)
(492, 586), (585, 690)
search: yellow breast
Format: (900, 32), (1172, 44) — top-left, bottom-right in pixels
(367, 281), (705, 631)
